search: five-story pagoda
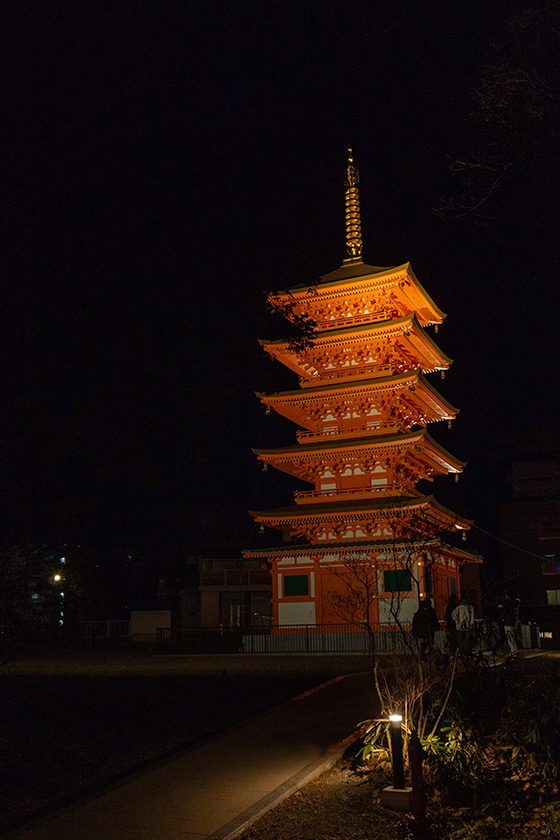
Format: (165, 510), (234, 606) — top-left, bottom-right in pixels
(245, 151), (480, 630)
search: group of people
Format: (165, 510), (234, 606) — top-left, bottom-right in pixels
(412, 590), (521, 658)
(410, 593), (476, 658)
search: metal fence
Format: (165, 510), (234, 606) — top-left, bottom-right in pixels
(241, 623), (416, 654)
(155, 623), (418, 654)
(87, 620), (544, 654)
(241, 622), (542, 655)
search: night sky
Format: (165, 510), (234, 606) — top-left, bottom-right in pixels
(2, 2), (559, 583)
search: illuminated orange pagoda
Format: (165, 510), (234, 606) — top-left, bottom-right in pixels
(245, 151), (480, 630)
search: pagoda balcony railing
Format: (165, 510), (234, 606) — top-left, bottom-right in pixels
(313, 311), (395, 330)
(296, 423), (399, 442)
(293, 484), (418, 504)
(199, 569), (272, 587)
(299, 364), (394, 386)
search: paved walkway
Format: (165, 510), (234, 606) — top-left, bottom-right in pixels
(7, 671), (378, 840)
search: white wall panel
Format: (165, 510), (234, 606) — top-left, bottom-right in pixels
(278, 601), (316, 625)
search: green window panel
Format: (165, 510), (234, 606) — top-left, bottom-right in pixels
(426, 570), (433, 593)
(284, 574), (309, 597)
(383, 570), (412, 593)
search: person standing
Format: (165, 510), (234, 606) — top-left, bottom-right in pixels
(452, 594), (475, 656)
(500, 591), (520, 655)
(412, 598), (439, 659)
(445, 593), (459, 654)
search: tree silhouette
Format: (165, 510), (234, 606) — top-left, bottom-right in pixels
(439, 1), (560, 224)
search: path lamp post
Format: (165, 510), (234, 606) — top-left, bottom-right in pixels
(389, 714), (405, 789)
(382, 713), (412, 811)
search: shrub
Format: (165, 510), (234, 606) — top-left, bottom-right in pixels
(421, 661), (559, 814)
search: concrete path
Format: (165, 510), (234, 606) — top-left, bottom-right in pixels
(7, 671), (378, 840)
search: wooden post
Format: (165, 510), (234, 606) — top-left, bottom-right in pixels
(408, 729), (427, 825)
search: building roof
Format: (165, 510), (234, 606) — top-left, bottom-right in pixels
(249, 493), (473, 528)
(260, 314), (452, 382)
(278, 259), (434, 297)
(260, 313), (439, 348)
(255, 369), (459, 430)
(256, 369), (426, 401)
(320, 260), (396, 282)
(269, 261), (446, 328)
(243, 536), (482, 564)
(253, 427), (466, 471)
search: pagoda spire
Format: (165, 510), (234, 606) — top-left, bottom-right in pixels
(344, 147), (363, 261)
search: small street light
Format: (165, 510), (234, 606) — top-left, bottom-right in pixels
(382, 713), (411, 811)
(389, 714), (405, 790)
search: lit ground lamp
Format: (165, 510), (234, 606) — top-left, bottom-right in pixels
(381, 714), (412, 811)
(389, 715), (405, 789)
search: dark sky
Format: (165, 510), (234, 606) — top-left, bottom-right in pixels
(1, 2), (559, 573)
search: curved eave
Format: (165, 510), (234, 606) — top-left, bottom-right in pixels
(259, 313), (419, 345)
(442, 545), (483, 564)
(259, 314), (453, 373)
(269, 261), (446, 325)
(273, 261), (398, 294)
(421, 429), (467, 471)
(253, 428), (466, 472)
(415, 372), (459, 416)
(249, 494), (473, 529)
(249, 495), (422, 518)
(244, 539), (481, 564)
(256, 370), (459, 419)
(319, 260), (402, 285)
(244, 536), (440, 561)
(274, 261), (445, 313)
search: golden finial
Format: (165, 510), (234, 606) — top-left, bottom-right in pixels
(344, 148), (363, 261)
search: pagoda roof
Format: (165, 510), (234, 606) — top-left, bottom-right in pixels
(253, 428), (466, 474)
(244, 536), (481, 564)
(260, 313), (442, 348)
(256, 370), (458, 428)
(269, 261), (445, 328)
(319, 260), (400, 283)
(249, 494), (473, 531)
(260, 314), (452, 382)
(256, 369), (447, 402)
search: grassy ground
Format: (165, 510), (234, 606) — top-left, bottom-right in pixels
(0, 648), (371, 833)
